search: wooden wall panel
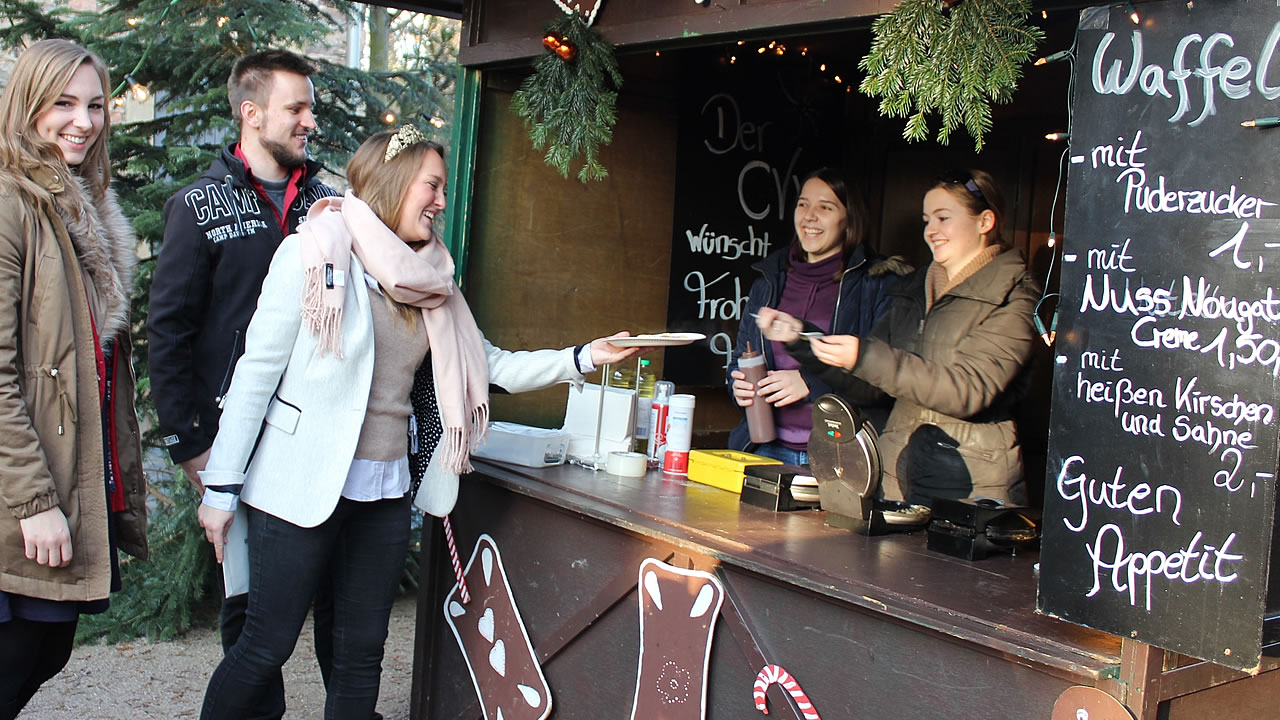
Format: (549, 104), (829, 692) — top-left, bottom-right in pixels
(465, 79), (677, 429)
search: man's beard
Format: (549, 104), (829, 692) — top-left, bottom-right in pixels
(261, 135), (307, 170)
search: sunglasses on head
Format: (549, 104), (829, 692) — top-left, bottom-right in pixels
(939, 171), (988, 208)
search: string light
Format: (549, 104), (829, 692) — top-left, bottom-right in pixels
(124, 74), (149, 102)
(1035, 309), (1059, 346)
(655, 51), (661, 57)
(1125, 2), (1140, 24)
(729, 55), (737, 64)
(216, 16), (229, 27)
(110, 0), (180, 99)
(1041, 9), (1048, 18)
(382, 110), (397, 124)
(1045, 131), (1069, 141)
(1241, 117), (1280, 128)
(1035, 49), (1073, 66)
(126, 16), (142, 26)
(429, 116), (445, 129)
(757, 46), (767, 54)
(833, 75), (842, 84)
(819, 63), (826, 72)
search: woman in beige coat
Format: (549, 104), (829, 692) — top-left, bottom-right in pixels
(0, 39), (147, 719)
(757, 170), (1038, 506)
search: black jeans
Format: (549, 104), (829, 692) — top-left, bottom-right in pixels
(220, 577), (339, 719)
(0, 616), (77, 720)
(200, 496), (411, 720)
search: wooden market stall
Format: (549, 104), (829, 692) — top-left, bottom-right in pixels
(375, 0), (1280, 717)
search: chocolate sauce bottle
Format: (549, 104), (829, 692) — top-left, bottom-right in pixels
(738, 344), (777, 444)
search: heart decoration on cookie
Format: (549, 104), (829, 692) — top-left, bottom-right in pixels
(445, 534), (552, 720)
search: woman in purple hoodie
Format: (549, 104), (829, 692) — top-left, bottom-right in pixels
(726, 168), (907, 464)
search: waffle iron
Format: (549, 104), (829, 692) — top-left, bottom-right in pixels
(807, 394), (929, 534)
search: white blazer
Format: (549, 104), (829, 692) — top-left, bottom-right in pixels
(201, 231), (586, 528)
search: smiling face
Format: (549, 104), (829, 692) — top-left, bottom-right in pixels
(922, 186), (995, 273)
(34, 61), (104, 167)
(393, 148), (447, 245)
(794, 177), (848, 263)
(250, 70), (316, 171)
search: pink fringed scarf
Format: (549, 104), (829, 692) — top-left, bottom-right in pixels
(299, 192), (489, 474)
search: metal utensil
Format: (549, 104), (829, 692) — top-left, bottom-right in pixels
(749, 312), (825, 340)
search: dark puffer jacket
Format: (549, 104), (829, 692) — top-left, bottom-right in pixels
(792, 247), (1039, 505)
(726, 242), (907, 451)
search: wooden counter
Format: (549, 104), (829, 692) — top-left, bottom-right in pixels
(410, 461), (1276, 719)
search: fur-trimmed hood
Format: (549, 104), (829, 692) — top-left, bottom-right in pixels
(0, 165), (139, 340)
(54, 177), (137, 341)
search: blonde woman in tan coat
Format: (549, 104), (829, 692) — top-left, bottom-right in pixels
(0, 39), (147, 719)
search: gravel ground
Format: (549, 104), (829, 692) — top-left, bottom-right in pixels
(17, 593), (419, 720)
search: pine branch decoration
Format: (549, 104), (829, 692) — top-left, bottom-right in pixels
(859, 0), (1043, 151)
(511, 14), (622, 182)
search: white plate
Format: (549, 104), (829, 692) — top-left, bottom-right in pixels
(607, 332), (706, 347)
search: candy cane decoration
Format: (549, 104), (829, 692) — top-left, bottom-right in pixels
(442, 514), (470, 604)
(753, 664), (821, 719)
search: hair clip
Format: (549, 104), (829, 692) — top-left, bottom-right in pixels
(384, 124), (427, 163)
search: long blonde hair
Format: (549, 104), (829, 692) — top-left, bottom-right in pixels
(0, 39), (112, 201)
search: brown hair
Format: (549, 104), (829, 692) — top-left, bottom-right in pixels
(346, 129), (448, 324)
(0, 39), (112, 199)
(790, 167), (871, 276)
(227, 49), (316, 123)
(929, 169), (1006, 247)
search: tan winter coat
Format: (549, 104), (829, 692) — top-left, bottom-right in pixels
(795, 248), (1039, 505)
(0, 165), (147, 602)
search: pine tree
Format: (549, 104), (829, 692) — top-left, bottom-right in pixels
(858, 0), (1044, 151)
(0, 0), (456, 643)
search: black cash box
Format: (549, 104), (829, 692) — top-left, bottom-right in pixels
(740, 464), (819, 512)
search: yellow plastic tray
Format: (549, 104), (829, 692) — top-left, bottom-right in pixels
(686, 449), (781, 494)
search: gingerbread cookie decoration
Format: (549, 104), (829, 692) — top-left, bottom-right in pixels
(552, 0), (603, 26)
(1051, 687), (1135, 720)
(629, 558), (725, 720)
(445, 534), (552, 720)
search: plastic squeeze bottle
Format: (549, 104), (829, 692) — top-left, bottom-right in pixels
(737, 343), (777, 444)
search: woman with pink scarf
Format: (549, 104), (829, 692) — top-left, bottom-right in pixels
(195, 125), (638, 719)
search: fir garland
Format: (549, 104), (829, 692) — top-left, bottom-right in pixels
(859, 0), (1044, 151)
(511, 14), (622, 183)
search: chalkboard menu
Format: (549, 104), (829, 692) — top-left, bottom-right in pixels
(1038, 1), (1280, 672)
(663, 58), (845, 385)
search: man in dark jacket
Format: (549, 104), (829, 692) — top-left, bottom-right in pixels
(147, 50), (338, 720)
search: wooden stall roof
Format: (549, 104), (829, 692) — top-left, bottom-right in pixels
(366, 0), (462, 18)
(462, 0), (897, 67)
(378, 0), (1095, 66)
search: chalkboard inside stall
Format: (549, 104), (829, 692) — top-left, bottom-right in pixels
(1038, 0), (1280, 673)
(663, 52), (845, 386)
